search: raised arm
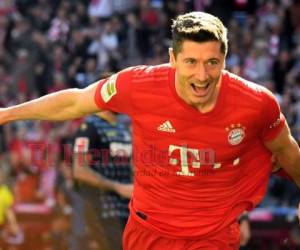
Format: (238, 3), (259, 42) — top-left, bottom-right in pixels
(0, 81), (100, 124)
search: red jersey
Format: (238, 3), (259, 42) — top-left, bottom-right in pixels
(94, 64), (285, 239)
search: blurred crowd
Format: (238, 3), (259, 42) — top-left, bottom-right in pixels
(0, 0), (300, 249)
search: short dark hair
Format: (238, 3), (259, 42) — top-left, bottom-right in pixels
(171, 12), (228, 57)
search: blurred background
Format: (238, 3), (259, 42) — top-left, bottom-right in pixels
(0, 0), (300, 249)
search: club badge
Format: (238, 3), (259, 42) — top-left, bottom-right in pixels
(226, 124), (246, 146)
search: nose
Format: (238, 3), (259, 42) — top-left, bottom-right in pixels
(195, 64), (209, 82)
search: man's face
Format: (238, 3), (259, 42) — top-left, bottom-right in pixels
(169, 40), (225, 111)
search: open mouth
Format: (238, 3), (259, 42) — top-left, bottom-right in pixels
(191, 83), (210, 96)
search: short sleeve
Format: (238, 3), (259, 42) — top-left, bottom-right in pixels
(260, 89), (285, 141)
(94, 67), (133, 115)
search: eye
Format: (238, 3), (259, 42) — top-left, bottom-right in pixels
(185, 58), (196, 65)
(206, 60), (219, 67)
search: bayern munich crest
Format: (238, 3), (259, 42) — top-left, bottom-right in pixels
(225, 124), (246, 146)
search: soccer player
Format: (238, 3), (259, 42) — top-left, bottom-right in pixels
(73, 110), (132, 249)
(0, 11), (299, 249)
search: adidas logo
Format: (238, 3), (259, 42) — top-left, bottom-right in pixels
(157, 121), (176, 133)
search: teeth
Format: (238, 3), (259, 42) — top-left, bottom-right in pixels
(194, 84), (208, 88)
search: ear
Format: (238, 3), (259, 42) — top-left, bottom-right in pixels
(169, 48), (176, 68)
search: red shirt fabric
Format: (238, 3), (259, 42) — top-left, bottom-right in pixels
(94, 64), (285, 239)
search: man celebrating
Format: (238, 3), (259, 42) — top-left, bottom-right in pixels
(0, 12), (299, 249)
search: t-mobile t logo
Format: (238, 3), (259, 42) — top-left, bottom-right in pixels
(168, 144), (216, 176)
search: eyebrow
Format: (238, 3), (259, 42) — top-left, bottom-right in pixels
(183, 57), (196, 61)
(183, 57), (220, 62)
(206, 58), (221, 63)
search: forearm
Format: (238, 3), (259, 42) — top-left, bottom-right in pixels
(73, 155), (133, 198)
(276, 139), (300, 187)
(73, 162), (115, 191)
(1, 82), (100, 124)
(2, 89), (83, 123)
(6, 208), (19, 232)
